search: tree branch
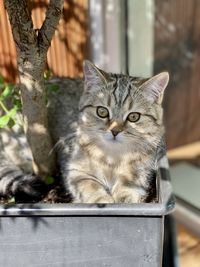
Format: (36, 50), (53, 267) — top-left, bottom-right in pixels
(39, 0), (64, 52)
(4, 0), (37, 51)
(3, 0), (64, 177)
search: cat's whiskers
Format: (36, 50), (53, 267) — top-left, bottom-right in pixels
(48, 138), (68, 155)
(66, 61), (169, 203)
(67, 168), (111, 194)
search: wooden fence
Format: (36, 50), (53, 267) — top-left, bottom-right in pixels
(154, 0), (200, 149)
(0, 0), (88, 82)
(1, 0), (199, 149)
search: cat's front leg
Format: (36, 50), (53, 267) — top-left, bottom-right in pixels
(68, 176), (114, 203)
(112, 183), (147, 203)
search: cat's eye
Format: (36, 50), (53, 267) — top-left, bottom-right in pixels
(96, 106), (109, 118)
(127, 112), (140, 122)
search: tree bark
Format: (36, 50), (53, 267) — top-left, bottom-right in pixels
(4, 0), (64, 177)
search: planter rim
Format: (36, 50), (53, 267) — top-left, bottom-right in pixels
(0, 201), (175, 217)
(0, 156), (175, 217)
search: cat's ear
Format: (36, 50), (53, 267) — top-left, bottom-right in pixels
(83, 60), (107, 91)
(140, 72), (169, 103)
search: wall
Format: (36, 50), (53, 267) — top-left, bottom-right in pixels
(0, 0), (88, 82)
(154, 0), (200, 148)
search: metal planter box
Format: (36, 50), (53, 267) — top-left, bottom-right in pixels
(0, 159), (174, 267)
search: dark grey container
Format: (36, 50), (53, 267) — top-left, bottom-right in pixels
(0, 157), (175, 267)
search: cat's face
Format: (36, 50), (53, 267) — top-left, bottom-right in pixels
(78, 61), (169, 155)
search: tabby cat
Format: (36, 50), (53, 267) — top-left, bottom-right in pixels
(0, 60), (169, 203)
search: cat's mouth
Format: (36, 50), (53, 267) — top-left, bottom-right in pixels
(111, 136), (120, 142)
(103, 132), (123, 143)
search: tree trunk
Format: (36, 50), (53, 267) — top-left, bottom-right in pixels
(4, 0), (64, 177)
(18, 49), (55, 176)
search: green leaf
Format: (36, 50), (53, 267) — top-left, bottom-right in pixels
(9, 106), (18, 117)
(46, 84), (60, 92)
(7, 197), (16, 204)
(43, 176), (55, 185)
(13, 98), (22, 110)
(0, 84), (14, 100)
(0, 106), (17, 128)
(0, 114), (10, 128)
(7, 118), (15, 128)
(44, 70), (53, 80)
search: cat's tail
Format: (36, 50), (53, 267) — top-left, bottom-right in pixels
(0, 152), (48, 202)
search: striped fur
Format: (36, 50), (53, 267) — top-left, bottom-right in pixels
(0, 61), (169, 203)
(66, 61), (169, 203)
(0, 150), (47, 201)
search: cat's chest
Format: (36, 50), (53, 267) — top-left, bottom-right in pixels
(89, 156), (134, 188)
(71, 148), (145, 189)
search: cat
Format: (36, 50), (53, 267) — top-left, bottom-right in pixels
(0, 60), (169, 203)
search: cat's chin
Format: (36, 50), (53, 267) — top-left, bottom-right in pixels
(103, 132), (124, 144)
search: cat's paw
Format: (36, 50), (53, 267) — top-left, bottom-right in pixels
(117, 195), (140, 203)
(94, 195), (115, 203)
(81, 195), (115, 204)
(113, 191), (143, 203)
(112, 185), (147, 203)
(73, 194), (115, 203)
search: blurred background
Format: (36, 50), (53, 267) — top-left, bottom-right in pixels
(0, 0), (200, 266)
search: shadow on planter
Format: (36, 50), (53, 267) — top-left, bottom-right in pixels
(0, 154), (175, 267)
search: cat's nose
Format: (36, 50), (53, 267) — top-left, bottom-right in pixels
(111, 129), (121, 137)
(108, 121), (123, 137)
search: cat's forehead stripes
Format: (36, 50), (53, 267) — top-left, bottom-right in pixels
(109, 74), (137, 107)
